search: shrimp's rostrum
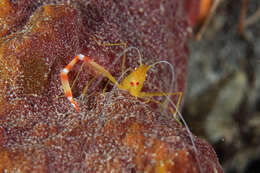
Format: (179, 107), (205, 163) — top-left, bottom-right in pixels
(60, 39), (182, 117)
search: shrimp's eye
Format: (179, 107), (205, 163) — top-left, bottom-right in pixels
(136, 82), (139, 85)
(130, 82), (134, 86)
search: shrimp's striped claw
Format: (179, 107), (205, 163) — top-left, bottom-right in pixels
(60, 54), (91, 112)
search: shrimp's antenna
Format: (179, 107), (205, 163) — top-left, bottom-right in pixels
(117, 46), (143, 66)
(148, 60), (175, 114)
(149, 60), (175, 82)
(106, 67), (132, 104)
(163, 94), (203, 173)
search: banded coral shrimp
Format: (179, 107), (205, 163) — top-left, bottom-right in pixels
(60, 36), (182, 117)
(60, 36), (205, 172)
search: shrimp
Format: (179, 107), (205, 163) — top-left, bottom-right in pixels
(60, 37), (182, 118)
(60, 39), (203, 172)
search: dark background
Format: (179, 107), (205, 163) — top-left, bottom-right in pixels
(184, 0), (260, 172)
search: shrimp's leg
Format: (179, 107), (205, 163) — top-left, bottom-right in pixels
(81, 77), (98, 98)
(139, 91), (183, 122)
(56, 61), (85, 100)
(91, 36), (127, 74)
(60, 54), (86, 112)
(91, 36), (127, 93)
(61, 54), (125, 112)
(68, 36), (127, 99)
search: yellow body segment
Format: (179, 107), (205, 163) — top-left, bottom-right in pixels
(121, 65), (149, 97)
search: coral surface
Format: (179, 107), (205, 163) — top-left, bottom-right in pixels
(0, 0), (223, 172)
